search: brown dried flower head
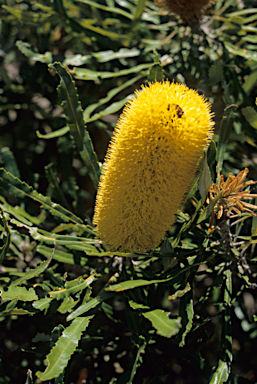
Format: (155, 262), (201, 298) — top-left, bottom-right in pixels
(154, 0), (214, 25)
(207, 168), (257, 230)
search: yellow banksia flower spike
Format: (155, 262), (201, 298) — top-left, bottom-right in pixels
(154, 0), (214, 25)
(93, 81), (214, 253)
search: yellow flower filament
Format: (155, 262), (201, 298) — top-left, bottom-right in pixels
(93, 82), (214, 253)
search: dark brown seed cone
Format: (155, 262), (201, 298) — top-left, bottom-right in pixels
(154, 0), (214, 25)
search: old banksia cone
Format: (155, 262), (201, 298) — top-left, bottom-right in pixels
(154, 0), (214, 25)
(93, 82), (214, 253)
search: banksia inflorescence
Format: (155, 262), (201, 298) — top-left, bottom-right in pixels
(207, 168), (257, 231)
(154, 0), (214, 25)
(93, 81), (214, 253)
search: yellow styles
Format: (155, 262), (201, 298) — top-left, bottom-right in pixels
(93, 81), (214, 253)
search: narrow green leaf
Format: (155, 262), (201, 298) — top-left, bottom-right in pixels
(1, 286), (38, 302)
(243, 71), (257, 94)
(242, 106), (257, 128)
(67, 290), (113, 321)
(241, 34), (257, 43)
(209, 359), (230, 384)
(105, 276), (174, 292)
(216, 106), (237, 180)
(226, 8), (257, 16)
(49, 62), (100, 189)
(64, 48), (140, 66)
(77, 0), (133, 19)
(16, 41), (52, 63)
(36, 126), (70, 139)
(83, 75), (143, 123)
(37, 245), (89, 266)
(70, 18), (129, 40)
(116, 336), (147, 384)
(3, 5), (55, 24)
(0, 207), (11, 265)
(225, 42), (257, 61)
(133, 0), (146, 20)
(128, 336), (147, 383)
(72, 63), (151, 81)
(36, 316), (94, 380)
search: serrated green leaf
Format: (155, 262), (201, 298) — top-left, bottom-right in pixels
(179, 294), (194, 347)
(48, 275), (96, 300)
(0, 207), (11, 265)
(16, 41), (52, 63)
(216, 106), (237, 181)
(198, 155), (212, 205)
(143, 309), (181, 338)
(242, 106), (257, 128)
(32, 333), (51, 343)
(0, 147), (20, 178)
(1, 286), (38, 301)
(36, 316), (94, 380)
(32, 298), (52, 311)
(0, 168), (88, 227)
(147, 62), (164, 82)
(11, 259), (52, 287)
(36, 126), (70, 139)
(209, 360), (230, 384)
(44, 163), (70, 209)
(208, 61), (224, 85)
(0, 195), (43, 226)
(57, 297), (78, 313)
(168, 283), (191, 300)
(49, 62), (100, 189)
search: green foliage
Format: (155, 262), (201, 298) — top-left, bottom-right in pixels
(1, 0), (257, 383)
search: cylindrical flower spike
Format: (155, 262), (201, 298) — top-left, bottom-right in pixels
(93, 82), (214, 253)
